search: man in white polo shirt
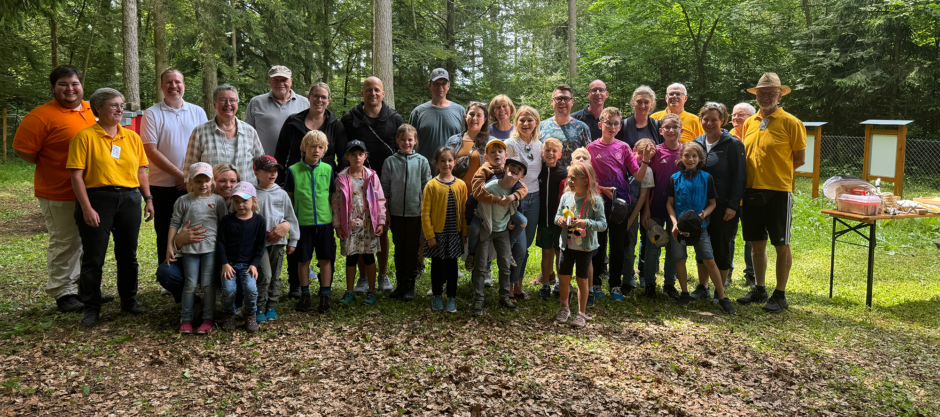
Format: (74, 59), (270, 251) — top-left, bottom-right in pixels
(245, 65), (310, 156)
(142, 69), (209, 264)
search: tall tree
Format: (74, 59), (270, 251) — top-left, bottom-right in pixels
(123, 0), (140, 109)
(373, 0), (395, 108)
(153, 0), (167, 102)
(567, 0), (576, 82)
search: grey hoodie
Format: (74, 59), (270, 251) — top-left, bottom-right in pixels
(381, 151), (432, 217)
(255, 183), (300, 247)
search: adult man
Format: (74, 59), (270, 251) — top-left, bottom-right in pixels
(340, 76), (404, 293)
(737, 73), (806, 313)
(729, 102), (757, 288)
(141, 70), (209, 264)
(538, 84), (591, 169)
(409, 68), (465, 170)
(650, 83), (704, 143)
(245, 65), (310, 155)
(571, 79), (624, 141)
(12, 65), (101, 312)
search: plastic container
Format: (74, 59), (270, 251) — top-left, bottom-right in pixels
(837, 195), (882, 216)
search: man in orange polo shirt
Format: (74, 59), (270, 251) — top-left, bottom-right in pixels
(12, 65), (113, 313)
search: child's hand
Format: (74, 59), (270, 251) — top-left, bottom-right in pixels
(249, 265), (258, 279)
(723, 208), (736, 221)
(497, 196), (512, 207)
(335, 227), (347, 240)
(287, 246), (296, 255)
(165, 246), (176, 266)
(641, 211), (650, 230)
(267, 222), (289, 242)
(601, 187), (614, 200)
(374, 224), (384, 236)
(572, 219), (587, 229)
(508, 222), (515, 231)
(428, 238), (438, 248)
(671, 224), (680, 240)
(556, 217), (567, 227)
(222, 264), (235, 280)
(700, 211), (707, 219)
(642, 143), (656, 161)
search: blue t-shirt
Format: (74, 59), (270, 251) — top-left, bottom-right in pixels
(538, 117), (591, 169)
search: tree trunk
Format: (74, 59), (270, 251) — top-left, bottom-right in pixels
(567, 0), (577, 83)
(373, 0), (395, 108)
(320, 0), (334, 83)
(201, 45), (218, 119)
(801, 0), (813, 27)
(153, 0), (167, 102)
(51, 17), (59, 68)
(231, 0), (237, 79)
(445, 0), (456, 77)
(123, 0), (140, 110)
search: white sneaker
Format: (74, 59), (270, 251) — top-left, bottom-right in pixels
(353, 275), (369, 293)
(427, 288), (434, 296)
(160, 287), (171, 296)
(458, 270), (464, 278)
(378, 274), (393, 291)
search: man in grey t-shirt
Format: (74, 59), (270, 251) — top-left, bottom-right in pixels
(408, 68), (465, 169)
(244, 65), (310, 156)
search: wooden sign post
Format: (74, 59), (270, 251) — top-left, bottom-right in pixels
(861, 120), (912, 197)
(797, 122), (825, 198)
(2, 108), (7, 164)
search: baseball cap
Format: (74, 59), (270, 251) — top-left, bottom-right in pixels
(345, 140), (367, 154)
(188, 162), (213, 180)
(504, 157), (527, 176)
(676, 210), (703, 245)
(647, 224), (669, 248)
(268, 65), (291, 78)
(430, 68), (449, 82)
(484, 138), (506, 154)
(253, 155), (282, 171)
(232, 182), (257, 200)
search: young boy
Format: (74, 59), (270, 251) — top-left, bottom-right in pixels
(535, 139), (567, 300)
(253, 155), (299, 322)
(285, 131), (336, 314)
(466, 139), (528, 269)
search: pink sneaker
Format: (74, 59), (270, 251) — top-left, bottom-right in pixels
(579, 311), (593, 321)
(195, 319), (214, 335)
(179, 320), (193, 334)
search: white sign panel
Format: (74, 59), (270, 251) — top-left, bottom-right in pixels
(868, 134), (897, 178)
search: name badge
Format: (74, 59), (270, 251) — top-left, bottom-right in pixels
(111, 145), (122, 159)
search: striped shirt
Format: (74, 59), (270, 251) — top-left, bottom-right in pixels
(183, 118), (265, 184)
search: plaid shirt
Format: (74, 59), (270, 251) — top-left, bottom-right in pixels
(184, 118), (264, 184)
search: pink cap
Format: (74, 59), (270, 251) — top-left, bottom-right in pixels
(189, 162), (213, 180)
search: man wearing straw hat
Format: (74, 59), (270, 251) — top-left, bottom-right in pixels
(737, 72), (806, 313)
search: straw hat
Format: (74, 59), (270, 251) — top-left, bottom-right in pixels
(747, 72), (791, 96)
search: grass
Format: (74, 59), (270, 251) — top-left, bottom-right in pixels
(0, 158), (939, 415)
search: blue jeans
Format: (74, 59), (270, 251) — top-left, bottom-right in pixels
(181, 253), (216, 321)
(510, 193), (540, 285)
(221, 263), (258, 316)
(643, 217), (676, 289)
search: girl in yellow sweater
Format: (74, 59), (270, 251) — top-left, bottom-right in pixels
(421, 146), (468, 313)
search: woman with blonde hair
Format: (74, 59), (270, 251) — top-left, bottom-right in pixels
(504, 105), (542, 299)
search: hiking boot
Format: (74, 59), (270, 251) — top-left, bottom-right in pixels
(555, 306), (571, 323)
(644, 285), (657, 299)
(498, 298), (518, 312)
(389, 284), (406, 299)
(472, 301), (484, 317)
(445, 297), (457, 313)
(246, 315), (259, 333)
(378, 274), (393, 292)
(718, 298), (736, 314)
(431, 295), (444, 311)
(339, 290), (355, 305)
(743, 273), (756, 289)
(265, 307), (277, 321)
(353, 276), (369, 293)
(317, 294), (331, 314)
(622, 285), (636, 296)
(80, 310), (99, 328)
(220, 316), (236, 331)
(255, 312), (267, 323)
(180, 320), (193, 334)
(587, 288), (595, 307)
(663, 285), (680, 300)
(763, 293), (789, 314)
(121, 301), (146, 315)
(610, 287), (624, 302)
(100, 293), (115, 304)
(196, 319), (214, 334)
(676, 292), (692, 306)
(295, 294), (311, 312)
(593, 285), (605, 300)
(403, 287), (416, 302)
(56, 295), (84, 313)
(364, 290), (378, 305)
(570, 313), (586, 327)
(539, 284), (551, 301)
(737, 287), (768, 305)
(690, 284), (711, 300)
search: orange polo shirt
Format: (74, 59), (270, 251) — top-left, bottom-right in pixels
(12, 100), (96, 201)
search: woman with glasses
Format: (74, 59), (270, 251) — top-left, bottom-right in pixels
(445, 102), (491, 186)
(623, 86), (664, 147)
(503, 105), (543, 299)
(183, 84), (265, 184)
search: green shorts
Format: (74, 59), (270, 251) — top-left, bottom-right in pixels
(535, 224), (562, 250)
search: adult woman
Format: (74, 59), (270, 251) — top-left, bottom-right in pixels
(488, 95), (516, 139)
(623, 86), (664, 147)
(445, 102), (491, 186)
(67, 88), (155, 328)
(690, 103), (745, 299)
(503, 105), (542, 299)
(183, 84), (264, 184)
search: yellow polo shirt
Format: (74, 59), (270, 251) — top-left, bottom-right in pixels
(651, 110), (704, 143)
(742, 108), (806, 192)
(67, 124), (149, 189)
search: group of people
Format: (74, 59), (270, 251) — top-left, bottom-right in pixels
(13, 63), (805, 330)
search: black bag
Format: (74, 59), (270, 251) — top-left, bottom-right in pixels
(608, 187), (631, 224)
(743, 189), (774, 207)
(453, 155), (471, 179)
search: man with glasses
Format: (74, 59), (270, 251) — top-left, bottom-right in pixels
(651, 83), (704, 143)
(572, 80), (624, 141)
(538, 84), (591, 169)
(737, 73), (806, 313)
(245, 65), (310, 155)
(409, 68), (465, 172)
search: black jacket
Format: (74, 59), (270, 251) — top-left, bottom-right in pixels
(693, 130), (745, 211)
(339, 101), (404, 174)
(537, 162), (569, 226)
(623, 116), (664, 148)
(273, 108), (346, 185)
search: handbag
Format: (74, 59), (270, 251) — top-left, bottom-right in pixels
(453, 154), (471, 179)
(608, 187), (631, 224)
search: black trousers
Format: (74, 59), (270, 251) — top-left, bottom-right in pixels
(390, 216), (423, 288)
(151, 186), (187, 264)
(431, 257), (458, 297)
(75, 187), (142, 312)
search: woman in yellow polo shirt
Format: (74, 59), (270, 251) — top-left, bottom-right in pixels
(67, 88), (155, 328)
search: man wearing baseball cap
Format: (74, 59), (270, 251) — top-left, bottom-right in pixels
(408, 68), (466, 174)
(245, 65), (310, 156)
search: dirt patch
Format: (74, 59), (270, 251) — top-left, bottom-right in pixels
(0, 210), (46, 236)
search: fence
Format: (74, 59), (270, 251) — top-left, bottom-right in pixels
(819, 135), (940, 195)
(2, 111), (22, 164)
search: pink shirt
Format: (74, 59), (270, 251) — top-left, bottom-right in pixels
(648, 143), (682, 219)
(585, 139), (640, 195)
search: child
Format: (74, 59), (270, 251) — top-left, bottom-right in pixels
(585, 108), (654, 302)
(333, 140), (387, 305)
(630, 138), (657, 291)
(166, 162), (228, 334)
(642, 113), (684, 300)
(535, 139), (567, 300)
(571, 147), (592, 164)
(216, 182), (267, 332)
(554, 162), (607, 327)
(560, 147), (595, 304)
(381, 124), (432, 301)
(253, 155), (299, 323)
(422, 146), (468, 313)
(665, 142), (735, 314)
(286, 130), (336, 314)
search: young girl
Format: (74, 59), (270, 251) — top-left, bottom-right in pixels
(217, 182), (267, 332)
(422, 146), (468, 313)
(166, 162), (228, 334)
(554, 162), (607, 327)
(333, 140), (387, 305)
(665, 142), (735, 314)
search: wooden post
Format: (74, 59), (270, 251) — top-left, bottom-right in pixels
(3, 108), (7, 164)
(797, 122), (826, 198)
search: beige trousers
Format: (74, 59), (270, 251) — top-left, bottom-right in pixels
(38, 198), (82, 299)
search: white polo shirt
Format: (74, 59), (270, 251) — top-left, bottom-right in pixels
(140, 100), (209, 187)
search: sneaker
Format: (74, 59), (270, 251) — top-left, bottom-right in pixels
(196, 319), (214, 334)
(622, 285), (636, 296)
(246, 315), (259, 333)
(180, 320), (193, 334)
(718, 298), (736, 314)
(483, 274), (493, 288)
(364, 290), (378, 305)
(690, 284), (710, 300)
(676, 292), (692, 306)
(295, 294), (311, 312)
(578, 311), (593, 321)
(458, 270), (464, 278)
(403, 288), (416, 302)
(56, 295), (84, 313)
(427, 288), (434, 296)
(160, 287), (172, 297)
(610, 287), (624, 302)
(389, 285), (406, 299)
(498, 298), (518, 312)
(763, 293), (789, 313)
(743, 273), (756, 289)
(317, 294), (331, 314)
(593, 285), (606, 300)
(552, 281), (561, 298)
(445, 297), (457, 313)
(378, 274), (393, 291)
(100, 294), (115, 304)
(587, 288), (595, 307)
(255, 312), (267, 323)
(472, 301), (484, 317)
(555, 306), (571, 323)
(570, 313), (586, 327)
(737, 287), (768, 305)
(644, 285), (657, 299)
(221, 316), (236, 331)
(663, 285), (680, 300)
(265, 306), (277, 321)
(539, 285), (551, 301)
(465, 254), (475, 271)
(339, 290), (355, 305)
(121, 301), (147, 315)
(431, 295), (444, 311)
(353, 275), (369, 293)
(80, 310), (99, 328)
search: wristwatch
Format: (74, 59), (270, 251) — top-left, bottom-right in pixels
(642, 160), (651, 165)
(143, 195), (154, 202)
